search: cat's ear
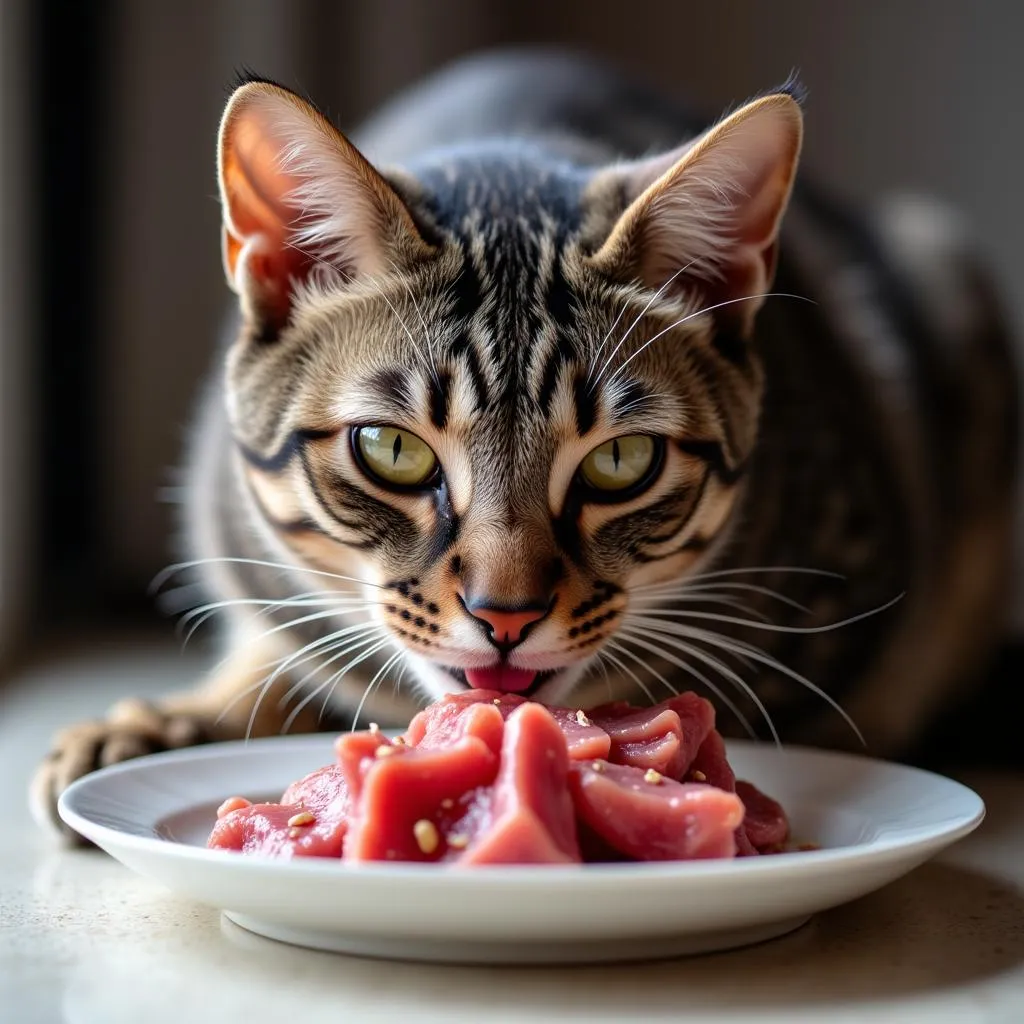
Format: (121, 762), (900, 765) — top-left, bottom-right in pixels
(588, 92), (803, 332)
(217, 79), (433, 334)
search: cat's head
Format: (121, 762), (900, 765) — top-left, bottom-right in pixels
(214, 78), (802, 707)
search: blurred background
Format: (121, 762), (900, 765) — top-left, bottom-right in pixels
(1, 1), (1021, 762)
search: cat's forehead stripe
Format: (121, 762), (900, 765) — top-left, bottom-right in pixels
(362, 367), (417, 420)
(428, 369), (450, 429)
(404, 145), (594, 421)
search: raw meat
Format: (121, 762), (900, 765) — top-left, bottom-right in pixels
(568, 761), (744, 860)
(208, 689), (791, 865)
(459, 703), (581, 865)
(207, 763), (351, 859)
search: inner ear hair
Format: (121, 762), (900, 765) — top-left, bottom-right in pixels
(216, 78), (434, 338)
(587, 91), (804, 335)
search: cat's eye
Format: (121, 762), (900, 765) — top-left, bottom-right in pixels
(578, 434), (661, 498)
(353, 426), (439, 489)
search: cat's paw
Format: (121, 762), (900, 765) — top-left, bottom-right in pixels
(30, 698), (211, 845)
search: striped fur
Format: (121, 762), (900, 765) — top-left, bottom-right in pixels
(171, 51), (1018, 757)
(32, 52), (1020, 841)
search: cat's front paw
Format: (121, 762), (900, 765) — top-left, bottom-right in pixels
(30, 698), (211, 845)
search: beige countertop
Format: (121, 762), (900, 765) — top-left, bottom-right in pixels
(2, 638), (1023, 1023)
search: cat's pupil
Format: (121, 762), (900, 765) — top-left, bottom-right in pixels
(612, 439), (621, 472)
(392, 432), (403, 466)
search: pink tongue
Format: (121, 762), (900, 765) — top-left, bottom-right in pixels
(465, 666), (538, 693)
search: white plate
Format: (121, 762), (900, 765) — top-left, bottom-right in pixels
(58, 735), (984, 965)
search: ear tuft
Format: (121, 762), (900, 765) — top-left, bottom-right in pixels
(759, 71), (807, 108)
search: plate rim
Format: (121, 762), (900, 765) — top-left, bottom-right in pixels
(56, 733), (987, 884)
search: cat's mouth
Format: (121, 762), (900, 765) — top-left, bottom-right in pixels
(443, 666), (559, 698)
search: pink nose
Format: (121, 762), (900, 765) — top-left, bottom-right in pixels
(468, 606), (547, 646)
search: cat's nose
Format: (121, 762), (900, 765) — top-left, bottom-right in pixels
(462, 599), (550, 649)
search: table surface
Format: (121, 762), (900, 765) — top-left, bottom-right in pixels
(2, 637), (1023, 1024)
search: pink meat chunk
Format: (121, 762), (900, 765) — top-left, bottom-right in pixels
(536, 705), (612, 761)
(207, 691), (792, 865)
(406, 690), (609, 761)
(410, 701), (506, 756)
(344, 737), (499, 862)
(207, 763), (354, 859)
(281, 764), (351, 820)
(591, 707), (685, 777)
(689, 730), (764, 856)
(333, 730), (396, 803)
(207, 799), (348, 859)
(460, 704), (581, 865)
(587, 700), (634, 718)
(659, 692), (717, 777)
(568, 761), (745, 861)
(687, 729), (734, 786)
(588, 692), (715, 779)
(403, 692), (515, 753)
(736, 780), (790, 851)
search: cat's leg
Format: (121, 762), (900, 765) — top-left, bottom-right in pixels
(30, 638), (333, 843)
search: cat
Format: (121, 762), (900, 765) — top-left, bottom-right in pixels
(33, 49), (1018, 839)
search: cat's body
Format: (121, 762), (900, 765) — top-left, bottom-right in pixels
(34, 50), (1018, 835)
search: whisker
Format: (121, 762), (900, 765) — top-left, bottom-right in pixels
(267, 631), (388, 735)
(614, 390), (678, 417)
(621, 625), (777, 744)
(604, 637), (679, 697)
(391, 654), (411, 699)
(265, 622), (385, 708)
(256, 591), (363, 607)
(605, 292), (815, 388)
(186, 603), (375, 650)
(279, 237), (437, 389)
(281, 637), (391, 734)
(219, 655), (348, 743)
(350, 648), (404, 731)
(276, 628), (387, 710)
(205, 608), (380, 689)
(631, 592), (773, 622)
(585, 295), (632, 383)
(150, 556), (383, 595)
(672, 581), (812, 615)
(362, 266), (440, 384)
(629, 592), (904, 636)
(593, 651), (615, 702)
(633, 617), (864, 745)
(177, 593), (371, 643)
(216, 621), (383, 733)
(155, 582), (208, 615)
(629, 565), (845, 595)
(589, 261), (698, 387)
(593, 646), (657, 706)
(613, 630), (759, 740)
(177, 593), (332, 627)
(206, 614), (376, 696)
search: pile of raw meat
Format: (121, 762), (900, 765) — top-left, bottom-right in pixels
(207, 690), (789, 865)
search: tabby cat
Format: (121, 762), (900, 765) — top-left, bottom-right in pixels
(33, 50), (1018, 838)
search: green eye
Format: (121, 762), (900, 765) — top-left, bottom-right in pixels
(354, 426), (438, 488)
(579, 435), (659, 495)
